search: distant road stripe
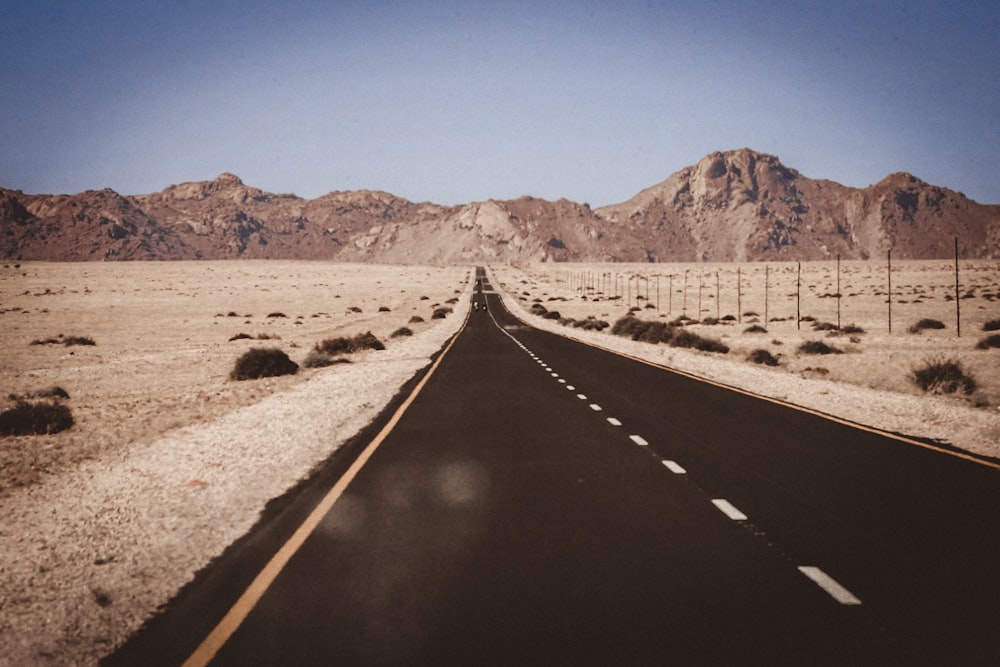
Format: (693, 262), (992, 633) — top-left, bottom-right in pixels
(590, 403), (602, 411)
(798, 566), (862, 605)
(662, 460), (686, 474)
(607, 417), (622, 426)
(712, 499), (748, 521)
(566, 385), (575, 391)
(577, 394), (587, 400)
(558, 379), (567, 384)
(629, 434), (648, 446)
(551, 372), (559, 377)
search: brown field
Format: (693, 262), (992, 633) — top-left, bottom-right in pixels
(0, 261), (470, 493)
(491, 260), (1000, 458)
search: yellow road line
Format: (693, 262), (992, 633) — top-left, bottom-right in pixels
(182, 309), (470, 667)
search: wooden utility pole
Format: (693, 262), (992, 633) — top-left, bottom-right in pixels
(888, 250), (892, 334)
(737, 267), (742, 324)
(796, 262), (801, 330)
(764, 265), (769, 325)
(955, 237), (961, 337)
(836, 254), (841, 330)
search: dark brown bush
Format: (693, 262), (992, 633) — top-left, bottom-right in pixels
(390, 327), (413, 338)
(798, 340), (843, 355)
(0, 401), (74, 435)
(314, 331), (385, 356)
(908, 318), (946, 334)
(911, 359), (976, 394)
(974, 334), (1000, 350)
(747, 349), (779, 366)
(230, 348), (299, 380)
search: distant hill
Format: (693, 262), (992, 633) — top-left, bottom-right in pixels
(2, 149), (997, 262)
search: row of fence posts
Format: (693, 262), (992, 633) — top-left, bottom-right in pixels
(565, 238), (967, 336)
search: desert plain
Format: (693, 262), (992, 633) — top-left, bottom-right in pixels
(1, 258), (999, 665)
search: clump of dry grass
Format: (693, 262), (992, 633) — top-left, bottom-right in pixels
(314, 331), (385, 355)
(747, 349), (779, 366)
(0, 400), (74, 436)
(230, 348), (299, 381)
(911, 358), (976, 395)
(390, 327), (413, 338)
(610, 315), (728, 353)
(302, 351), (351, 368)
(909, 318), (946, 334)
(974, 334), (1000, 350)
(798, 340), (844, 355)
(30, 335), (95, 347)
(431, 306), (453, 319)
(983, 319), (1000, 332)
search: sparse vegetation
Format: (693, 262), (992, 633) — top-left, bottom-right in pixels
(390, 327), (413, 338)
(909, 318), (946, 334)
(747, 348), (779, 366)
(983, 319), (1000, 332)
(30, 335), (95, 347)
(230, 347), (299, 380)
(378, 306), (391, 312)
(743, 325), (768, 334)
(314, 331), (385, 356)
(798, 340), (844, 355)
(408, 315), (425, 324)
(431, 306), (452, 319)
(911, 359), (977, 395)
(302, 351), (351, 368)
(0, 400), (74, 436)
(266, 312), (287, 318)
(974, 334), (1000, 350)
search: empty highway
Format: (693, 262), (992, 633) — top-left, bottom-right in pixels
(106, 268), (1000, 666)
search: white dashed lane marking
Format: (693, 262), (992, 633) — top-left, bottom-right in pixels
(607, 418), (622, 426)
(798, 567), (863, 605)
(629, 435), (648, 446)
(566, 385), (575, 391)
(711, 499), (748, 521)
(589, 404), (602, 411)
(662, 460), (686, 474)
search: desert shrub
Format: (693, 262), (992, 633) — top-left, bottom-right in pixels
(31, 335), (95, 347)
(266, 312), (287, 318)
(812, 321), (838, 331)
(13, 386), (70, 401)
(408, 315), (425, 324)
(909, 318), (946, 334)
(842, 324), (865, 334)
(530, 303), (548, 315)
(747, 348), (779, 366)
(911, 359), (976, 395)
(798, 340), (843, 355)
(542, 311), (561, 320)
(799, 315), (816, 322)
(378, 306), (391, 312)
(743, 325), (768, 334)
(702, 317), (720, 325)
(348, 306), (363, 313)
(743, 311), (759, 318)
(574, 317), (609, 331)
(0, 400), (74, 436)
(314, 331), (385, 355)
(670, 330), (729, 353)
(721, 315), (736, 322)
(974, 334), (1000, 350)
(610, 316), (673, 343)
(229, 333), (253, 341)
(431, 307), (452, 319)
(983, 319), (1000, 332)
(446, 297), (459, 304)
(227, 311), (239, 317)
(391, 327), (413, 338)
(302, 351), (351, 368)
(230, 348), (299, 380)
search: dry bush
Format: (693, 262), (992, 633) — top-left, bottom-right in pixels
(974, 334), (1000, 350)
(230, 348), (299, 381)
(314, 331), (385, 355)
(670, 329), (729, 354)
(0, 401), (74, 436)
(408, 315), (425, 324)
(431, 306), (452, 319)
(266, 312), (287, 318)
(31, 335), (95, 347)
(983, 319), (1000, 332)
(743, 325), (768, 334)
(908, 318), (946, 334)
(798, 340), (844, 355)
(911, 359), (976, 395)
(378, 306), (391, 312)
(747, 349), (779, 366)
(302, 351), (351, 368)
(390, 327), (413, 338)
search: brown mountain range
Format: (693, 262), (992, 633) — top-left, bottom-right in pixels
(2, 149), (997, 262)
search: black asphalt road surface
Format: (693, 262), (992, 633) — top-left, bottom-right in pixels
(107, 268), (1000, 666)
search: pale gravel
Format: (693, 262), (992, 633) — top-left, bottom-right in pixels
(0, 306), (467, 667)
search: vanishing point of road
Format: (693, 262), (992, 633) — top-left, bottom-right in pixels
(106, 267), (1000, 666)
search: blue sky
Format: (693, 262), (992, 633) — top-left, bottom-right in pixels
(1, 1), (997, 205)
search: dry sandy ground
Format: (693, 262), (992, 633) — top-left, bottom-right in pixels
(1, 259), (998, 666)
(491, 260), (1000, 458)
(0, 261), (469, 666)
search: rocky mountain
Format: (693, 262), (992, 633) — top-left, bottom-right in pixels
(2, 149), (997, 262)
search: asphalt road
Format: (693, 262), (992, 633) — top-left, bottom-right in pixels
(107, 268), (1000, 666)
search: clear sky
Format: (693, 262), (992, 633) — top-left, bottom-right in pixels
(1, 1), (997, 206)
